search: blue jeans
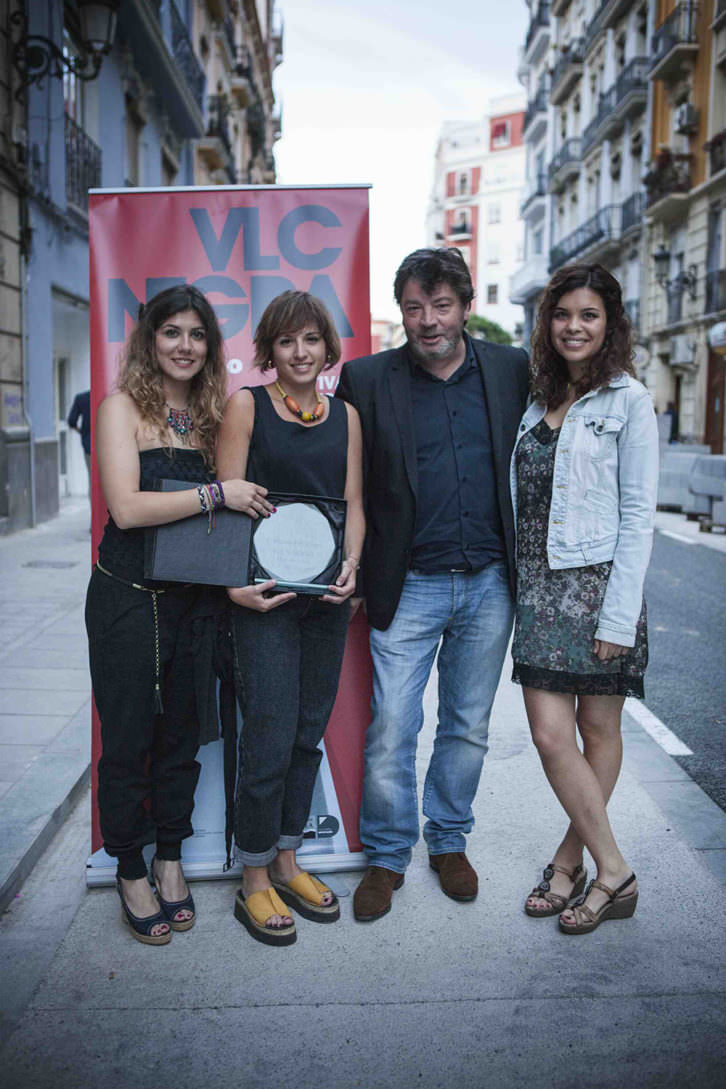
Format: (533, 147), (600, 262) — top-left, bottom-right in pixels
(232, 596), (350, 867)
(361, 563), (514, 872)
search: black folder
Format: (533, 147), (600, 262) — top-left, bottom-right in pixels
(144, 479), (252, 586)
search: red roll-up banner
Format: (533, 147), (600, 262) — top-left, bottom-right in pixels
(87, 186), (372, 883)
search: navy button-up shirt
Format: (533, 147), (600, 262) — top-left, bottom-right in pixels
(408, 335), (505, 572)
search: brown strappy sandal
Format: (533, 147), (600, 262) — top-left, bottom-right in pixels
(524, 862), (588, 917)
(558, 873), (638, 935)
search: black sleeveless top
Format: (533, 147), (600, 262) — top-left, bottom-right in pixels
(246, 386), (348, 497)
(97, 447), (212, 583)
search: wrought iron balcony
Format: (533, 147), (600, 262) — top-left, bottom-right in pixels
(65, 112), (101, 213)
(621, 191), (644, 234)
(582, 84), (620, 157)
(643, 151), (692, 213)
(521, 172), (547, 216)
(223, 13), (236, 58)
(705, 130), (726, 178)
(705, 269), (726, 314)
(715, 0), (726, 30)
(171, 0), (205, 109)
(548, 137), (582, 190)
(625, 299), (640, 331)
(549, 204), (621, 270)
(584, 0), (610, 57)
(524, 88), (548, 136)
(525, 1), (549, 57)
(550, 38), (584, 105)
(449, 221), (472, 238)
(207, 94), (233, 158)
(650, 3), (699, 81)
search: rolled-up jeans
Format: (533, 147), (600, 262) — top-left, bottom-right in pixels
(361, 562), (514, 873)
(232, 595), (350, 867)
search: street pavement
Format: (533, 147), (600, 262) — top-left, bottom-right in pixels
(1, 500), (725, 1088)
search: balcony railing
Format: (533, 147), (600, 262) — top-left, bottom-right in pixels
(524, 88), (548, 133)
(525, 1), (549, 54)
(705, 269), (726, 314)
(548, 137), (582, 185)
(549, 204), (621, 269)
(705, 130), (726, 177)
(450, 221), (472, 237)
(582, 84), (619, 155)
(171, 1), (205, 109)
(614, 56), (649, 109)
(521, 172), (547, 214)
(584, 0), (610, 55)
(207, 94), (233, 159)
(650, 3), (699, 76)
(625, 299), (640, 331)
(65, 112), (101, 212)
(715, 0), (726, 29)
(643, 151), (692, 208)
(550, 37), (584, 103)
(223, 13), (236, 57)
(621, 191), (644, 233)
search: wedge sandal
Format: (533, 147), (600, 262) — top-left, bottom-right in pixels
(117, 877), (171, 946)
(524, 862), (588, 917)
(559, 873), (638, 935)
(271, 871), (340, 923)
(149, 857), (195, 931)
(234, 887), (297, 946)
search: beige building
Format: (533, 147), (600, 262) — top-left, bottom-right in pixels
(511, 0), (725, 452)
(642, 0), (726, 451)
(194, 0), (282, 186)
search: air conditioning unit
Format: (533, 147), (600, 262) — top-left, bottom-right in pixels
(669, 335), (695, 366)
(675, 103), (699, 135)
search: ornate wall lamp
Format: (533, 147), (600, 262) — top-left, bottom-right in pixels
(10, 1), (121, 100)
(652, 244), (698, 299)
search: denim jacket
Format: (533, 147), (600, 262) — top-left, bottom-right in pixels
(510, 374), (659, 647)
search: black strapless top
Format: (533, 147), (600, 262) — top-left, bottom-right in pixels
(97, 447), (212, 584)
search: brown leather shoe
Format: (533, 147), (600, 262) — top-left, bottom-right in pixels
(353, 866), (404, 922)
(429, 852), (478, 902)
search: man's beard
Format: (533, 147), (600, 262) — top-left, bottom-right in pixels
(407, 327), (463, 366)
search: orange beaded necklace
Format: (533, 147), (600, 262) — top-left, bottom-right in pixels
(274, 380), (325, 423)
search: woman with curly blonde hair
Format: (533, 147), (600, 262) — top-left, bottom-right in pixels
(510, 264), (659, 935)
(86, 285), (272, 946)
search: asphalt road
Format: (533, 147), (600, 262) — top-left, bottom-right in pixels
(644, 529), (726, 811)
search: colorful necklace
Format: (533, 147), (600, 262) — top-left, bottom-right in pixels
(274, 380), (324, 423)
(167, 404), (194, 438)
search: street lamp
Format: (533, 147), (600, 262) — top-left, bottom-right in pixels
(10, 0), (121, 100)
(652, 244), (698, 300)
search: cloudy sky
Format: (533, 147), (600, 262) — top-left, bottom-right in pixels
(274, 0), (528, 321)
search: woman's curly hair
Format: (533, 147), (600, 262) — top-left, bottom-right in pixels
(117, 285), (227, 467)
(530, 264), (634, 409)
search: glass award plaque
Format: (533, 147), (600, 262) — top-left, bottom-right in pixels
(248, 493), (346, 595)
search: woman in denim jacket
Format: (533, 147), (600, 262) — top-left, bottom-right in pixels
(510, 264), (658, 935)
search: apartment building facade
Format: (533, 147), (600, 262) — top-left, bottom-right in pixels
(511, 0), (726, 452)
(426, 95), (527, 337)
(0, 0), (283, 533)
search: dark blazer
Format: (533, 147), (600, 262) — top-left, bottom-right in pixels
(336, 338), (530, 631)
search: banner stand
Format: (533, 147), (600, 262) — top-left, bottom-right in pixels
(87, 185), (372, 882)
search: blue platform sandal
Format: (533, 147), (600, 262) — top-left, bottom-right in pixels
(117, 877), (171, 946)
(149, 857), (196, 932)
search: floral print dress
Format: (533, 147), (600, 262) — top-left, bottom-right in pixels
(511, 418), (647, 698)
